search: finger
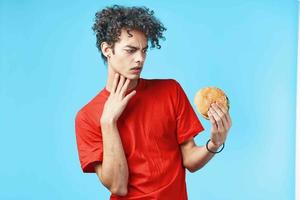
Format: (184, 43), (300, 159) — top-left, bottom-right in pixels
(216, 102), (228, 115)
(216, 102), (231, 128)
(123, 90), (136, 103)
(111, 73), (120, 94)
(227, 112), (232, 127)
(207, 110), (218, 131)
(120, 78), (131, 98)
(212, 103), (229, 130)
(116, 75), (125, 94)
(209, 107), (224, 132)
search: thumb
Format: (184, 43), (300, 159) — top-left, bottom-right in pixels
(123, 90), (136, 103)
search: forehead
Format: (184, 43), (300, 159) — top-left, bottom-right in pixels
(116, 29), (148, 47)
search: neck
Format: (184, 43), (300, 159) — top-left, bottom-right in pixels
(105, 66), (139, 93)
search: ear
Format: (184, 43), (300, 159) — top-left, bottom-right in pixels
(100, 42), (113, 58)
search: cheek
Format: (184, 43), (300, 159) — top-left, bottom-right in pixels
(111, 53), (122, 63)
(114, 51), (126, 59)
(111, 54), (131, 69)
(118, 54), (133, 64)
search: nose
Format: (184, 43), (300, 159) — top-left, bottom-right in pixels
(134, 51), (145, 64)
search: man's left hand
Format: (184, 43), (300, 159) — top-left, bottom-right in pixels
(207, 102), (232, 148)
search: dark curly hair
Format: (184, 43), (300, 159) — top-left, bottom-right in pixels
(92, 5), (167, 63)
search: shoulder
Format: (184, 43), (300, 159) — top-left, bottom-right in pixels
(75, 91), (107, 126)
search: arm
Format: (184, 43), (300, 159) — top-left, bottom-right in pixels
(181, 102), (232, 172)
(180, 138), (220, 172)
(94, 120), (128, 196)
(93, 73), (136, 196)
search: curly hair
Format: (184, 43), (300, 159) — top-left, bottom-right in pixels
(92, 5), (167, 63)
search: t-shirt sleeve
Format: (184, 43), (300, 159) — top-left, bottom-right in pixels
(75, 110), (103, 173)
(173, 80), (205, 144)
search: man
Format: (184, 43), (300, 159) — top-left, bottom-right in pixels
(75, 5), (232, 200)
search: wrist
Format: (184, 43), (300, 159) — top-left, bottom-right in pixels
(208, 140), (220, 151)
(206, 139), (225, 154)
(100, 116), (117, 126)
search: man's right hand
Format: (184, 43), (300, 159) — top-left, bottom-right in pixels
(96, 72), (133, 196)
(101, 73), (136, 124)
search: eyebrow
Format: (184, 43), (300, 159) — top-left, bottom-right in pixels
(124, 45), (148, 50)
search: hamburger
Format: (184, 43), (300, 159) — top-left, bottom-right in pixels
(194, 87), (230, 120)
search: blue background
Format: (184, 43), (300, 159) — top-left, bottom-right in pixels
(0, 0), (298, 199)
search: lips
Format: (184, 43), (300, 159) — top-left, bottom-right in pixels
(131, 67), (142, 70)
(131, 67), (142, 74)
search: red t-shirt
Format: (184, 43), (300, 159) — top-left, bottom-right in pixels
(75, 78), (205, 199)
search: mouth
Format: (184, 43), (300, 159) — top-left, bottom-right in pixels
(130, 67), (142, 74)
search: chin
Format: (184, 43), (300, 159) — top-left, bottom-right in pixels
(127, 74), (140, 80)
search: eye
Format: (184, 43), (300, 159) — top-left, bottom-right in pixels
(125, 49), (135, 54)
(143, 49), (148, 53)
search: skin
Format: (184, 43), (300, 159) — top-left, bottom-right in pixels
(93, 28), (233, 196)
(94, 28), (148, 196)
(180, 103), (232, 173)
(102, 28), (148, 94)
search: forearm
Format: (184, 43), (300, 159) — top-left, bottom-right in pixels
(100, 119), (129, 193)
(185, 141), (220, 173)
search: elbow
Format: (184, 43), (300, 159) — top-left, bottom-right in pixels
(186, 165), (197, 173)
(101, 177), (128, 196)
(103, 180), (128, 196)
(187, 167), (198, 173)
(100, 174), (128, 196)
(105, 178), (128, 196)
(183, 160), (199, 173)
(110, 187), (128, 196)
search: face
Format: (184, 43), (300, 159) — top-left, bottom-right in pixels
(104, 28), (148, 80)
